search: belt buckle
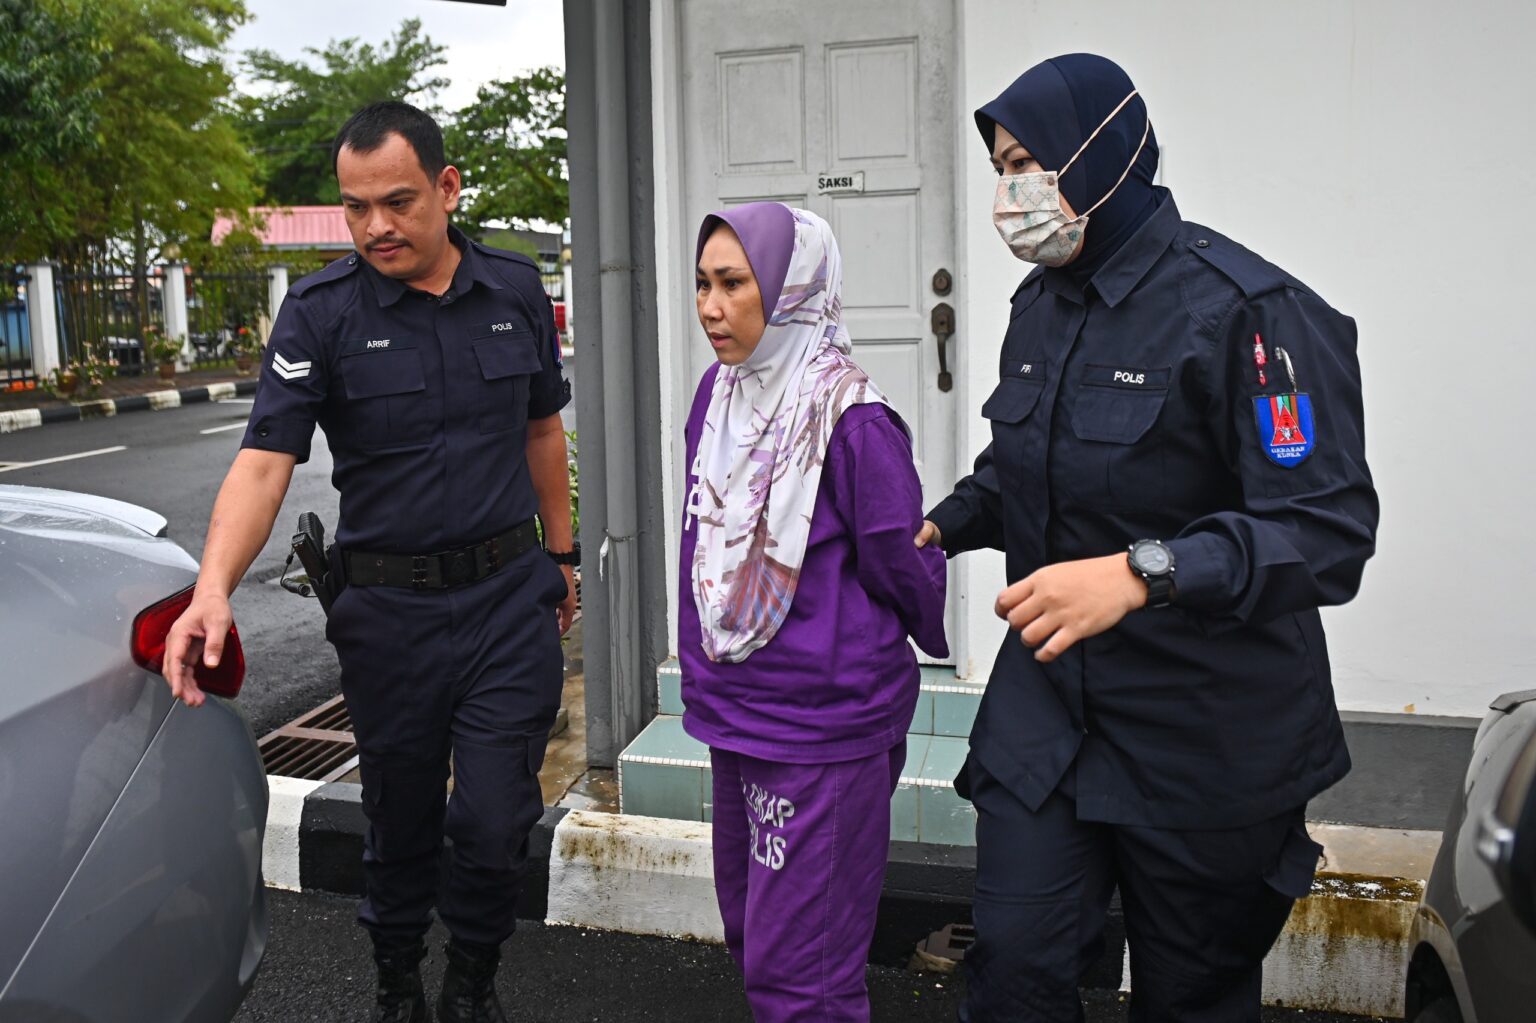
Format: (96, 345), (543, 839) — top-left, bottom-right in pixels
(445, 549), (474, 586)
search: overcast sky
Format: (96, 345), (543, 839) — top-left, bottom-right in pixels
(228, 0), (565, 111)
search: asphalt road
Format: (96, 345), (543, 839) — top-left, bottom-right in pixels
(237, 888), (1378, 1023)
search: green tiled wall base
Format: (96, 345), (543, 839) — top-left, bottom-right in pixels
(619, 716), (978, 846)
(655, 659), (983, 739)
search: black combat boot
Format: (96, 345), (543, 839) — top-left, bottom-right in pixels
(436, 939), (506, 1023)
(373, 942), (429, 1023)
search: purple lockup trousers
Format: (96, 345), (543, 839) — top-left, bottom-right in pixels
(708, 742), (905, 1023)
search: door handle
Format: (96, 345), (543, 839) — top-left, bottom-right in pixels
(931, 302), (954, 392)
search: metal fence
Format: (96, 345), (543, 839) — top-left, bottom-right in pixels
(187, 269), (269, 368)
(1, 268), (34, 390)
(541, 269), (564, 301)
(53, 266), (165, 378)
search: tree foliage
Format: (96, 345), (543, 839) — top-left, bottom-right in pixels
(447, 67), (568, 232)
(239, 18), (448, 206)
(88, 0), (258, 266)
(0, 0), (104, 261)
(0, 0), (258, 266)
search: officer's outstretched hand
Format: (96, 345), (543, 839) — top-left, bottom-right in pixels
(995, 554), (1147, 663)
(914, 520), (942, 549)
(162, 590), (235, 708)
(557, 565), (578, 636)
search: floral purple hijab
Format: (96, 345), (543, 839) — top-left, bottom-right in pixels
(686, 203), (892, 663)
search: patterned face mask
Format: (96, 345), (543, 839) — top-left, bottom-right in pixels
(992, 89), (1149, 266)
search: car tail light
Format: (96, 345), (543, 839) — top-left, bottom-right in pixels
(131, 585), (246, 698)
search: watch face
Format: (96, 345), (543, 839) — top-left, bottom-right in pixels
(1134, 543), (1170, 574)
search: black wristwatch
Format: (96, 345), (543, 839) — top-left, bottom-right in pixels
(1127, 539), (1176, 608)
(546, 542), (581, 567)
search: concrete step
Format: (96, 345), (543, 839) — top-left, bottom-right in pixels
(617, 714), (978, 845)
(635, 659), (984, 842)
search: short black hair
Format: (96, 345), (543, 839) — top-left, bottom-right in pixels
(331, 101), (446, 181)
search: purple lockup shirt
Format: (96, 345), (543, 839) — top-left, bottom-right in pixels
(678, 363), (950, 764)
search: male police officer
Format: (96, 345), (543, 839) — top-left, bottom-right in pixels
(163, 101), (577, 1023)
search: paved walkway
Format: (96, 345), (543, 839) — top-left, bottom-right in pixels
(0, 365), (256, 414)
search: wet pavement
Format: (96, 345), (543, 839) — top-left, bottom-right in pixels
(235, 888), (1380, 1022)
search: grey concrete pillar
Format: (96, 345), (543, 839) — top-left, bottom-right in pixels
(565, 0), (666, 767)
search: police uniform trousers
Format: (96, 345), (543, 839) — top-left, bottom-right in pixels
(325, 546), (567, 951)
(960, 754), (1321, 1023)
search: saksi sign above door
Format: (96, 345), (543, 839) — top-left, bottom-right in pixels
(816, 171), (865, 194)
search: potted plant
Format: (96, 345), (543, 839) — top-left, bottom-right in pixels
(143, 325), (182, 380)
(47, 351), (116, 400)
(231, 325), (262, 374)
(53, 367), (80, 398)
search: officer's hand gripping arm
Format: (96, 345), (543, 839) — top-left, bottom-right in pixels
(924, 442), (1008, 557)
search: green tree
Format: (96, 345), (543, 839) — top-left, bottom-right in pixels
(240, 18), (449, 205)
(0, 0), (257, 266)
(3, 0), (259, 351)
(0, 0), (105, 262)
(81, 0), (258, 271)
(447, 68), (568, 232)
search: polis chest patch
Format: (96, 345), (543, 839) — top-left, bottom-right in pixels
(1254, 392), (1315, 467)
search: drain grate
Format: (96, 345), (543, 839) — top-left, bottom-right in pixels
(258, 694), (358, 782)
(911, 923), (975, 974)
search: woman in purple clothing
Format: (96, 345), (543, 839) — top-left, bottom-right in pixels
(679, 200), (949, 1022)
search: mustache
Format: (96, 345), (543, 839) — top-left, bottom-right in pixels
(368, 238), (410, 251)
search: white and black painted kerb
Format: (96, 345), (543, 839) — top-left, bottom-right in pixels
(0, 379), (259, 434)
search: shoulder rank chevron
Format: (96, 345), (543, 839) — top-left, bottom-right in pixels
(272, 351), (312, 381)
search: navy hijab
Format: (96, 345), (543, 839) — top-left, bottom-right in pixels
(975, 53), (1161, 286)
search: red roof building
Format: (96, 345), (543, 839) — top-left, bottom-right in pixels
(212, 207), (355, 261)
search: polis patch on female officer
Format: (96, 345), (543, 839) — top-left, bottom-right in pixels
(916, 54), (1379, 1021)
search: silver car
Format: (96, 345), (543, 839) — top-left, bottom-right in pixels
(0, 485), (267, 1022)
(1406, 690), (1536, 1021)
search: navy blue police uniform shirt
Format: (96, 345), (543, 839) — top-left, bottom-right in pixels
(928, 190), (1379, 830)
(241, 226), (569, 553)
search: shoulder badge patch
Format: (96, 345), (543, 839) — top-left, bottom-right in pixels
(272, 351), (312, 381)
(1254, 392), (1315, 467)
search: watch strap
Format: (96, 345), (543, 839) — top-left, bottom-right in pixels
(547, 543), (581, 566)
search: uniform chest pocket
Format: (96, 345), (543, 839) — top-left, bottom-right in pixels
(473, 330), (540, 434)
(340, 346), (434, 451)
(982, 374), (1045, 478)
(1065, 365), (1171, 509)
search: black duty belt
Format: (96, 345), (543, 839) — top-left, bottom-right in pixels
(343, 520), (540, 590)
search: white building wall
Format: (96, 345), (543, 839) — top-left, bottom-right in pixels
(958, 0), (1536, 717)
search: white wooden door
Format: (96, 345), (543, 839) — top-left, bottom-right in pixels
(677, 0), (959, 661)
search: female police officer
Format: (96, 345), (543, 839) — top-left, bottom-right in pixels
(916, 54), (1378, 1020)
